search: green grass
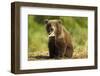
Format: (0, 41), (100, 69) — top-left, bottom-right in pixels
(28, 15), (88, 60)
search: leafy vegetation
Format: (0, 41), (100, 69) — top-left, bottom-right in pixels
(28, 15), (88, 60)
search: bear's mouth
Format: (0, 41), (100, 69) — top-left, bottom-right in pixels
(49, 32), (55, 37)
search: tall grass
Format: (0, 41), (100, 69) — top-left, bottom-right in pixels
(28, 15), (88, 60)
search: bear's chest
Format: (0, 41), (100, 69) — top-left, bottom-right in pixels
(49, 37), (55, 44)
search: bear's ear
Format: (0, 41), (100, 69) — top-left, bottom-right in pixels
(44, 19), (48, 24)
(58, 20), (62, 24)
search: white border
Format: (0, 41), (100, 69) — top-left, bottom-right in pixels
(20, 6), (95, 70)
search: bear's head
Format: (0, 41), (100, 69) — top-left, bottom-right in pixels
(44, 19), (62, 38)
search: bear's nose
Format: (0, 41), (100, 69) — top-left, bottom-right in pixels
(50, 28), (53, 32)
(49, 32), (52, 35)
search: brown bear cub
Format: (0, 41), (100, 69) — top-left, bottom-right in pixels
(44, 19), (73, 59)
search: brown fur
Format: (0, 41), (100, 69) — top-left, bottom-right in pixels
(45, 19), (73, 59)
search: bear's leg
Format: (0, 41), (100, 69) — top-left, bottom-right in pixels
(55, 47), (66, 59)
(48, 37), (55, 58)
(48, 43), (55, 58)
(65, 46), (73, 58)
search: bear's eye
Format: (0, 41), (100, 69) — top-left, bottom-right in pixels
(47, 23), (51, 26)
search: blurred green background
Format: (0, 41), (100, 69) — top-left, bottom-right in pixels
(28, 15), (88, 60)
